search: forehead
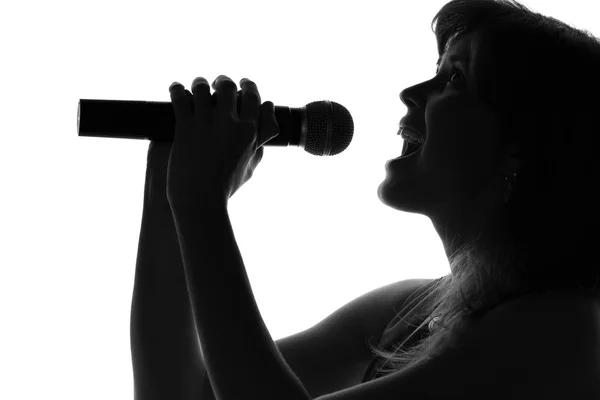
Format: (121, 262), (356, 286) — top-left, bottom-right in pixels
(447, 32), (473, 56)
(438, 31), (477, 70)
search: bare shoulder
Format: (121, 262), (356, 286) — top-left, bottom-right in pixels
(272, 277), (439, 399)
(316, 289), (600, 400)
(354, 277), (438, 342)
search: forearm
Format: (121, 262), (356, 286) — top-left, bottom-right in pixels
(130, 144), (210, 400)
(170, 204), (311, 400)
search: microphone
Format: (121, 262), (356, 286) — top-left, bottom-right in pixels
(78, 99), (354, 156)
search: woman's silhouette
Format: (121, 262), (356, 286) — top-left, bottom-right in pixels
(130, 1), (600, 399)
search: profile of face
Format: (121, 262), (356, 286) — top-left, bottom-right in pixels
(378, 30), (522, 244)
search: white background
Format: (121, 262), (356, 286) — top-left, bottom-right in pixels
(1, 0), (597, 398)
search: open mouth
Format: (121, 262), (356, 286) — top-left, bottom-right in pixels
(400, 138), (423, 157)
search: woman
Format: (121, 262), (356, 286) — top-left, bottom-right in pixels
(132, 0), (600, 399)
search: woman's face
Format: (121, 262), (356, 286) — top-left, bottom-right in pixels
(378, 31), (521, 248)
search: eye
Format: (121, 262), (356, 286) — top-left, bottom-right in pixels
(433, 65), (464, 88)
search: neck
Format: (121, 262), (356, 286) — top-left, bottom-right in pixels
(431, 203), (509, 263)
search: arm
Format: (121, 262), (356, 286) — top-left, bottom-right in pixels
(130, 141), (215, 400)
(169, 202), (312, 400)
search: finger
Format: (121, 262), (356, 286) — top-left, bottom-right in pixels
(191, 77), (211, 122)
(256, 145), (264, 164)
(169, 82), (193, 121)
(239, 78), (261, 125)
(248, 146), (264, 173)
(212, 75), (237, 118)
(257, 101), (280, 148)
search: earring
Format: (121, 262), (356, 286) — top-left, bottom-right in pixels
(504, 172), (517, 204)
(428, 316), (441, 330)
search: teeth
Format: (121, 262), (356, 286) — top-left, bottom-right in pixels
(401, 128), (423, 144)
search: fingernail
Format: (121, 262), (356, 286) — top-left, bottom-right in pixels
(170, 82), (181, 91)
(193, 77), (206, 87)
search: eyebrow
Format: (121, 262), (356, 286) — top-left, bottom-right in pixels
(436, 53), (470, 74)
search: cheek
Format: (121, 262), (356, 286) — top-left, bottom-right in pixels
(425, 96), (499, 176)
(457, 134), (500, 190)
(424, 126), (497, 189)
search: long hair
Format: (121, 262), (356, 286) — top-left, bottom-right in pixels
(368, 0), (600, 377)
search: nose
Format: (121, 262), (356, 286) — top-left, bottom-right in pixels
(399, 88), (415, 108)
(400, 77), (437, 109)
(400, 86), (425, 113)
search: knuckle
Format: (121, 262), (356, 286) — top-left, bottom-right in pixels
(220, 79), (237, 91)
(192, 77), (208, 88)
(244, 90), (260, 102)
(260, 100), (273, 111)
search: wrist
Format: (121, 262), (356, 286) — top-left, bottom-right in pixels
(169, 199), (229, 241)
(168, 195), (228, 216)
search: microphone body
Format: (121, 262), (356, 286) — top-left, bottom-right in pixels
(78, 99), (354, 156)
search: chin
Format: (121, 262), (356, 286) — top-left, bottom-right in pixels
(377, 179), (430, 216)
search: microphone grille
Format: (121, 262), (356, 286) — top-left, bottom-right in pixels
(305, 101), (354, 156)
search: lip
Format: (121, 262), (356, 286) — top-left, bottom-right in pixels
(399, 118), (425, 142)
(386, 141), (423, 166)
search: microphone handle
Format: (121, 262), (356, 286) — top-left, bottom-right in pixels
(77, 99), (306, 147)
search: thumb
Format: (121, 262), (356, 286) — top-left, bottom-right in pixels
(257, 101), (279, 148)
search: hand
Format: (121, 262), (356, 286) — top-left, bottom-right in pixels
(166, 75), (279, 208)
